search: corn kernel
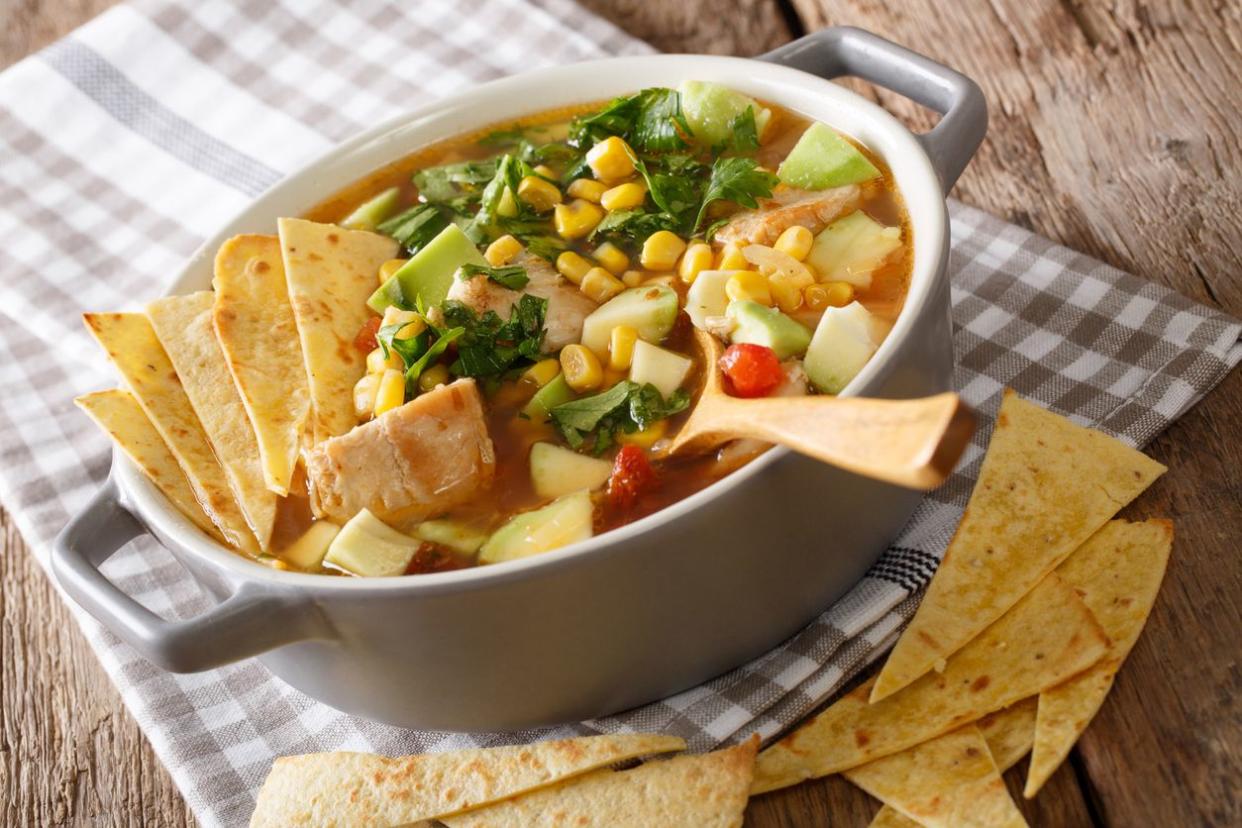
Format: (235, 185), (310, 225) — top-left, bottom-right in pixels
(367, 346), (402, 374)
(774, 225), (814, 261)
(556, 250), (594, 284)
(353, 373), (380, 419)
(522, 358), (561, 389)
(608, 324), (639, 371)
(718, 242), (748, 270)
(617, 418), (668, 449)
(621, 269), (646, 288)
(484, 234), (524, 266)
(379, 258), (407, 283)
(640, 230), (687, 271)
(517, 175), (562, 212)
(769, 273), (805, 313)
(678, 242), (713, 285)
(560, 344), (603, 392)
(803, 284), (830, 312)
(580, 267), (626, 304)
(533, 164), (557, 179)
(593, 242), (629, 275)
(394, 318), (426, 341)
(373, 368), (405, 416)
(381, 306), (419, 328)
(567, 178), (608, 203)
(418, 363), (450, 393)
(586, 136), (636, 183)
(822, 280), (856, 307)
(554, 199), (605, 240)
(497, 187), (518, 218)
(725, 271), (772, 306)
(600, 181), (647, 211)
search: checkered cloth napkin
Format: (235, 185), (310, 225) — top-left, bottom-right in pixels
(1, 0), (1238, 825)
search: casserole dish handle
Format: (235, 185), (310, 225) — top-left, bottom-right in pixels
(762, 27), (987, 190)
(52, 476), (324, 672)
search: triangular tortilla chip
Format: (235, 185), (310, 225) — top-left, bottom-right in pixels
(846, 724), (1027, 828)
(1024, 519), (1173, 797)
(867, 698), (1037, 828)
(148, 292), (277, 549)
(213, 234), (309, 496)
(249, 733), (685, 827)
(83, 313), (257, 554)
(871, 390), (1165, 702)
(279, 217), (397, 443)
(75, 389), (223, 544)
(751, 573), (1108, 794)
(442, 737), (758, 828)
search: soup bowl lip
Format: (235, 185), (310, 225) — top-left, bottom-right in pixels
(114, 52), (949, 595)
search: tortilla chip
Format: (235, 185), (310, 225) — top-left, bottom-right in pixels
(213, 234), (309, 496)
(1024, 519), (1173, 797)
(751, 573), (1108, 794)
(83, 313), (257, 554)
(867, 699), (1038, 828)
(442, 737), (758, 828)
(846, 725), (1027, 828)
(871, 390), (1165, 702)
(249, 733), (686, 827)
(147, 292), (277, 549)
(279, 217), (397, 443)
(75, 389), (223, 543)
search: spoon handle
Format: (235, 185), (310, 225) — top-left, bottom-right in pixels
(685, 392), (975, 490)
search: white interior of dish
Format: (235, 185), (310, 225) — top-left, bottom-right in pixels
(115, 54), (948, 591)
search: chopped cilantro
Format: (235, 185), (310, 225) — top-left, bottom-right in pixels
(376, 203), (450, 255)
(405, 326), (464, 390)
(443, 294), (547, 379)
(723, 106), (760, 153)
(458, 263), (530, 291)
(550, 381), (690, 454)
(376, 323), (429, 366)
(413, 159), (498, 205)
(693, 156), (778, 232)
(569, 88), (689, 152)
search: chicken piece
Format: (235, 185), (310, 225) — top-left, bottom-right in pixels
(444, 251), (596, 353)
(714, 184), (860, 247)
(305, 379), (495, 525)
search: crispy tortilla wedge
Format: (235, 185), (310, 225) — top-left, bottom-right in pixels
(751, 573), (1108, 794)
(279, 218), (397, 443)
(148, 292), (277, 550)
(871, 390), (1166, 702)
(859, 699), (1037, 828)
(442, 737), (758, 828)
(75, 389), (223, 543)
(249, 733), (685, 827)
(1024, 519), (1173, 797)
(83, 313), (257, 554)
(213, 234), (309, 496)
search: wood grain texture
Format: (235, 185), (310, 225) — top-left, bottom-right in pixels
(2, 0), (1239, 826)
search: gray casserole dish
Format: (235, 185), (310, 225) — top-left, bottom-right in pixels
(53, 27), (985, 731)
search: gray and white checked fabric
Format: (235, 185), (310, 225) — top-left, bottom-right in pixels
(0, 1), (1238, 825)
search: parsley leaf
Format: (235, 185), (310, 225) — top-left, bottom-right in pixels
(376, 323), (429, 366)
(443, 294), (547, 378)
(693, 156), (778, 232)
(550, 381), (690, 454)
(458, 263), (529, 291)
(589, 209), (680, 244)
(405, 326), (464, 390)
(569, 88), (688, 152)
(724, 106), (760, 153)
(377, 203), (450, 255)
(413, 159), (498, 205)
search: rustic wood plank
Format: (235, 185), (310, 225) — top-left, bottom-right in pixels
(576, 0), (795, 55)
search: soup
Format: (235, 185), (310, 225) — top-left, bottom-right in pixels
(80, 82), (911, 576)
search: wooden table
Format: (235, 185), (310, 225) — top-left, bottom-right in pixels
(2, 1), (1238, 825)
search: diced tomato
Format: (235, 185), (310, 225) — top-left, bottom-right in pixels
(719, 343), (782, 398)
(608, 445), (657, 510)
(354, 316), (382, 354)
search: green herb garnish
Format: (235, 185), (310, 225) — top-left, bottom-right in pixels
(550, 381), (689, 454)
(442, 294), (547, 379)
(569, 88), (689, 152)
(693, 156), (778, 232)
(458, 263), (530, 291)
(377, 203), (450, 255)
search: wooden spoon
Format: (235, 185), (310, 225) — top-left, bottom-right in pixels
(666, 330), (975, 490)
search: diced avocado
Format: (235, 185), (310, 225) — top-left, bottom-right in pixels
(777, 122), (881, 191)
(340, 187), (401, 232)
(529, 442), (612, 499)
(367, 223), (486, 313)
(414, 519), (487, 556)
(580, 285), (680, 355)
(478, 490), (594, 565)
(685, 269), (741, 330)
(806, 211), (902, 289)
(323, 509), (421, 577)
(803, 301), (879, 394)
(678, 81), (772, 147)
(279, 521), (340, 571)
(523, 373), (575, 424)
(726, 300), (812, 359)
(629, 340), (692, 399)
